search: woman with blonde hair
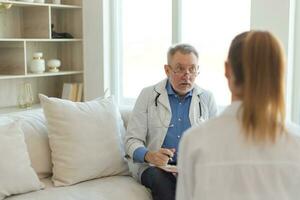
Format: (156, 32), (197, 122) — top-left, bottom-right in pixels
(176, 31), (300, 200)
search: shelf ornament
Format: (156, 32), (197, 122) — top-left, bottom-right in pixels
(0, 3), (12, 11)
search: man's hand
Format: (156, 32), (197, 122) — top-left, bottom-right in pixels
(145, 148), (175, 166)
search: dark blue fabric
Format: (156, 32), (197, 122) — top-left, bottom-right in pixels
(163, 81), (192, 163)
(141, 166), (177, 200)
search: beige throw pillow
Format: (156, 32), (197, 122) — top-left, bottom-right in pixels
(9, 110), (52, 179)
(0, 119), (44, 200)
(39, 95), (128, 186)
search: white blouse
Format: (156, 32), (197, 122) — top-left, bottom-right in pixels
(177, 101), (300, 200)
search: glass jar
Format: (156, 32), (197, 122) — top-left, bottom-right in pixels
(18, 83), (34, 109)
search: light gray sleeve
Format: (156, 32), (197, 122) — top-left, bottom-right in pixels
(207, 91), (218, 118)
(201, 90), (218, 118)
(124, 87), (151, 160)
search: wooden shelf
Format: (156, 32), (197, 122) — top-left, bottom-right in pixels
(51, 4), (81, 9)
(0, 0), (83, 109)
(0, 1), (82, 8)
(26, 70), (83, 77)
(0, 103), (41, 114)
(0, 70), (83, 79)
(0, 39), (82, 42)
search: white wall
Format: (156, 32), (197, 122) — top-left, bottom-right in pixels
(251, 0), (291, 52)
(83, 0), (110, 100)
(292, 0), (300, 123)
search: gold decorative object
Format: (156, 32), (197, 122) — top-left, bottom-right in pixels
(18, 83), (34, 109)
(0, 3), (13, 10)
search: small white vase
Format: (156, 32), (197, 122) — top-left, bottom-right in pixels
(30, 52), (45, 74)
(52, 0), (61, 4)
(47, 59), (61, 72)
(17, 0), (34, 3)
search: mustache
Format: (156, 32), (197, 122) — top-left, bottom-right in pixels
(179, 81), (191, 84)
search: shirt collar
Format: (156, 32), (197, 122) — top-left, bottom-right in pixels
(166, 80), (193, 98)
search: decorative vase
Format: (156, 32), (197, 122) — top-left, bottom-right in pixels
(30, 52), (45, 74)
(18, 83), (34, 108)
(17, 0), (34, 3)
(47, 59), (61, 72)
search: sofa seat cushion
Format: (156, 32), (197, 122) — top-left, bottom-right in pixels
(5, 176), (151, 200)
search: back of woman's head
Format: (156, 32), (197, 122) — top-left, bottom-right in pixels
(228, 30), (286, 143)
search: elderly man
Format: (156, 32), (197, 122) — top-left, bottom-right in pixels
(125, 43), (217, 200)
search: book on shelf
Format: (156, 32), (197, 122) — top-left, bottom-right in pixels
(61, 83), (83, 102)
(76, 83), (83, 102)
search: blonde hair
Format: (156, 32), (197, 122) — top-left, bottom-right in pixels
(228, 31), (286, 143)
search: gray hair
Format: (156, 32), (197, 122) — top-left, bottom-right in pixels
(167, 43), (199, 64)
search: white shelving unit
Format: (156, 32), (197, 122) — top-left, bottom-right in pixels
(0, 0), (83, 110)
(3, 1), (81, 8)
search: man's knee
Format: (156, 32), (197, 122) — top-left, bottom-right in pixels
(141, 167), (176, 198)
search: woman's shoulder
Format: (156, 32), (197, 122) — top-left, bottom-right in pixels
(285, 123), (300, 145)
(183, 116), (231, 142)
(181, 113), (242, 154)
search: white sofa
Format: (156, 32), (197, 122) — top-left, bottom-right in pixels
(1, 108), (151, 200)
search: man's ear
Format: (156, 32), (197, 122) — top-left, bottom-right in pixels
(164, 64), (170, 77)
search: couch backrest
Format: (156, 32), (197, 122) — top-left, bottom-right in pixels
(119, 106), (133, 129)
(2, 107), (132, 179)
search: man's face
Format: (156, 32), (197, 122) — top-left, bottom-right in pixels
(164, 51), (199, 96)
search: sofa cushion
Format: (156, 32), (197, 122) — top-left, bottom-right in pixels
(9, 109), (52, 179)
(39, 95), (129, 186)
(0, 119), (44, 200)
(5, 176), (151, 200)
(119, 106), (133, 129)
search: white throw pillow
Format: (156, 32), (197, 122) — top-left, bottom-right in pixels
(9, 110), (52, 179)
(39, 94), (129, 186)
(0, 119), (44, 200)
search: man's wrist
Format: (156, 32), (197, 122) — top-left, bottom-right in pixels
(133, 147), (148, 163)
(144, 151), (151, 163)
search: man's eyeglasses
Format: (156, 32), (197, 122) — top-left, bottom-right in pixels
(168, 64), (199, 76)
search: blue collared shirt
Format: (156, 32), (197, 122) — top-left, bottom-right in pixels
(133, 80), (192, 163)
